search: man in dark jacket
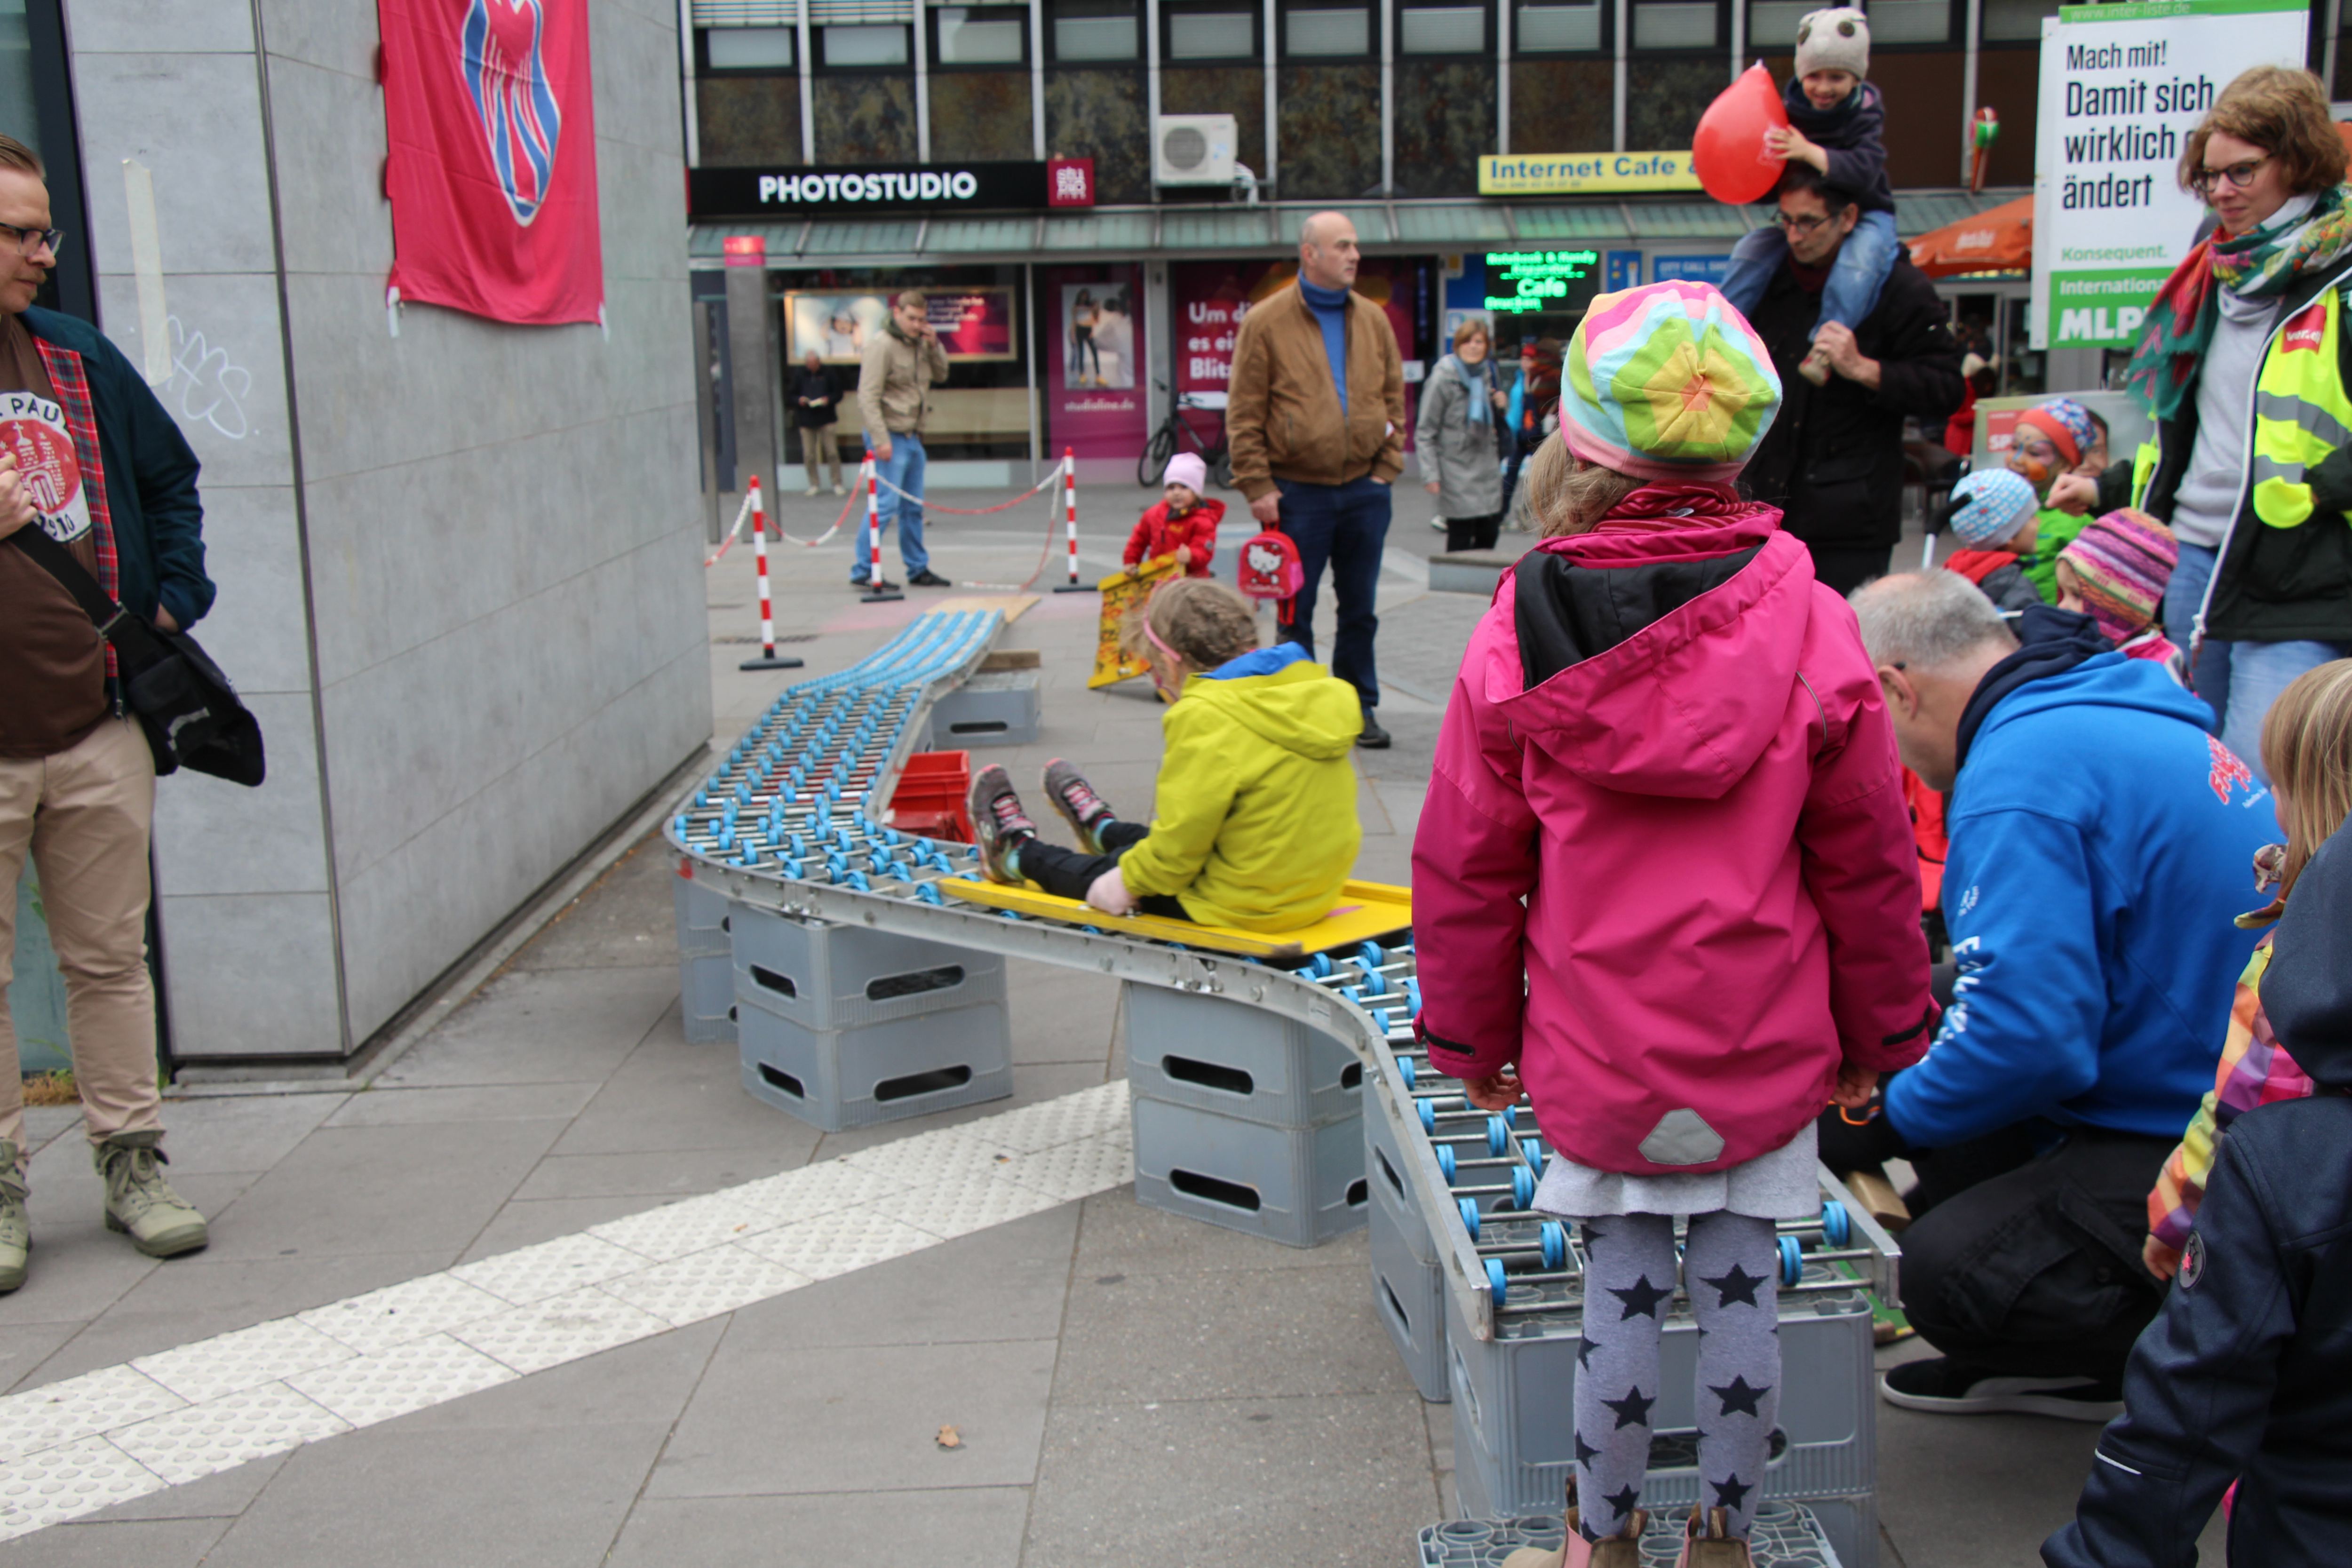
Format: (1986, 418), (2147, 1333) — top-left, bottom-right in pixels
(0, 135), (214, 1292)
(2043, 826), (2352, 1568)
(789, 348), (843, 497)
(1743, 166), (1966, 596)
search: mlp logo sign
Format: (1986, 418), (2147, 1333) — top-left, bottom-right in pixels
(380, 0), (603, 326)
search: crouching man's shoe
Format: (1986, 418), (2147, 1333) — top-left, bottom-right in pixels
(0, 1141), (27, 1293)
(95, 1131), (208, 1258)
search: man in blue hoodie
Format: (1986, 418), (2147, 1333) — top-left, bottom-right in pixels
(1833, 573), (2274, 1419)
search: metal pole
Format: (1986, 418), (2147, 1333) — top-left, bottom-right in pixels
(1381, 0), (1395, 194)
(1496, 0), (1510, 156)
(1612, 0), (1628, 153)
(677, 0), (700, 167)
(1030, 0), (1047, 157)
(914, 0), (931, 160)
(862, 449), (904, 601)
(1025, 261), (1041, 478)
(740, 478), (807, 671)
(1264, 0), (1279, 189)
(1147, 0), (1162, 200)
(1961, 0), (1981, 185)
(798, 0), (817, 160)
(1053, 450), (1095, 591)
(1729, 0), (1744, 81)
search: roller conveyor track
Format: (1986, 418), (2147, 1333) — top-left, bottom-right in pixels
(669, 610), (1899, 1345)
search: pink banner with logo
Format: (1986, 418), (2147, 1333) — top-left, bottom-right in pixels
(379, 0), (604, 326)
(1042, 265), (1148, 465)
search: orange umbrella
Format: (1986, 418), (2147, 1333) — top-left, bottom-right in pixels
(1907, 194), (2033, 278)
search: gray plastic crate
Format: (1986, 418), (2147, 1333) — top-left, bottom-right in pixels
(1130, 1095), (1370, 1248)
(673, 879), (737, 1043)
(1419, 1499), (1848, 1568)
(731, 903), (1005, 1032)
(737, 994), (1014, 1131)
(1123, 982), (1363, 1128)
(1366, 1088), (1437, 1264)
(926, 669), (1040, 748)
(1446, 1286), (1875, 1564)
(1371, 1177), (1450, 1403)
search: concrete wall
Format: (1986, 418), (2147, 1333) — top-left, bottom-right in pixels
(67, 0), (709, 1061)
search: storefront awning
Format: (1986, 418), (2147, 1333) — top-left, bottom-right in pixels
(687, 189), (2029, 267)
(1907, 194), (2034, 277)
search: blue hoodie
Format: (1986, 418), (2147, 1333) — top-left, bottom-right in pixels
(1885, 634), (2277, 1148)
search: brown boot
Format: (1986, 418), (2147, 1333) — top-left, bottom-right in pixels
(1501, 1478), (1646, 1568)
(1675, 1506), (1753, 1567)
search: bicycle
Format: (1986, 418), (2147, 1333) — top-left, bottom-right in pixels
(1138, 380), (1235, 490)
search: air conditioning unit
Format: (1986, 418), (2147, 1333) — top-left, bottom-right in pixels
(1154, 114), (1238, 186)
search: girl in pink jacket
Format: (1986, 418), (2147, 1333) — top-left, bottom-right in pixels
(1410, 282), (1934, 1568)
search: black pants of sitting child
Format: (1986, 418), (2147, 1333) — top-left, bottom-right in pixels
(1017, 820), (1187, 919)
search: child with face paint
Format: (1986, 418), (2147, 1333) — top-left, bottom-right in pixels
(2003, 397), (2110, 601)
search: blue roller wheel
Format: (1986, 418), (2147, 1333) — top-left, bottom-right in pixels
(1458, 1196), (1483, 1238)
(1435, 1145), (1457, 1182)
(1362, 968), (1389, 997)
(843, 871), (871, 892)
(1486, 1115), (1511, 1156)
(1370, 1008), (1392, 1033)
(1359, 941), (1386, 969)
(1306, 953), (1335, 979)
(1820, 1198), (1851, 1248)
(1417, 1100), (1437, 1134)
(1519, 1137), (1546, 1174)
(1512, 1165), (1536, 1209)
(914, 882), (944, 906)
(1777, 1234), (1803, 1287)
(1542, 1220), (1567, 1271)
(1396, 1055), (1416, 1089)
(1485, 1258), (1510, 1308)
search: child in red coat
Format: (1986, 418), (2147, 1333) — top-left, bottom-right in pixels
(1125, 451), (1224, 579)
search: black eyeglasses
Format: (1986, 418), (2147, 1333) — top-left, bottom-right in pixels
(2189, 156), (2268, 196)
(1772, 210), (1833, 236)
(0, 222), (62, 257)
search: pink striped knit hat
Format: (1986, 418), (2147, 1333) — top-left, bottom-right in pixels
(2059, 508), (2178, 644)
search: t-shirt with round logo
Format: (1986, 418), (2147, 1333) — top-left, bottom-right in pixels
(0, 308), (108, 758)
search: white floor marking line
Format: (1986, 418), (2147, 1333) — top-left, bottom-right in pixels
(0, 1081), (1135, 1540)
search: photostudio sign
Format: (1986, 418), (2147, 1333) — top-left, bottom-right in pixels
(690, 159), (1094, 220)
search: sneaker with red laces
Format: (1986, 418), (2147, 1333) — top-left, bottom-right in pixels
(1041, 759), (1116, 853)
(968, 764), (1037, 884)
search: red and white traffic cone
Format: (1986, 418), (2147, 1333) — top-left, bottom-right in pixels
(739, 477), (804, 671)
(860, 447), (903, 603)
(1052, 448), (1093, 593)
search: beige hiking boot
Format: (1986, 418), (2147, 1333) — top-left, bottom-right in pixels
(1502, 1478), (1647, 1568)
(95, 1131), (208, 1258)
(0, 1141), (26, 1293)
(1676, 1506), (1753, 1568)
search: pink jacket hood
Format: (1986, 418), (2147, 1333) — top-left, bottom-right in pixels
(1411, 500), (1934, 1177)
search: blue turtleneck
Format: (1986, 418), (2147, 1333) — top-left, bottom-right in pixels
(1298, 277), (1350, 415)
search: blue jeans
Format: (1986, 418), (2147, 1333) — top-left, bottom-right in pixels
(858, 432), (930, 582)
(2162, 542), (2228, 734)
(1273, 474), (1391, 709)
(1719, 210), (1901, 336)
(2218, 637), (2352, 786)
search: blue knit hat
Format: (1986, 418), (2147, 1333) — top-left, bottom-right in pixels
(1945, 468), (2038, 549)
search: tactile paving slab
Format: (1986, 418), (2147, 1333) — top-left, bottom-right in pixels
(1418, 1500), (1843, 1568)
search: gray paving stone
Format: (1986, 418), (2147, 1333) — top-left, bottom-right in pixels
(0, 1321), (83, 1394)
(508, 833), (685, 973)
(19, 1105), (84, 1154)
(0, 1517), (230, 1567)
(545, 1033), (824, 1158)
(808, 1061), (1111, 1160)
(456, 1194), (677, 1263)
(143, 1092), (349, 1177)
(510, 1140), (815, 1202)
(650, 1336), (1058, 1498)
(722, 1205), (1077, 1350)
(397, 1318), (725, 1432)
(1052, 1254), (1413, 1406)
(200, 1420), (673, 1568)
(607, 1487), (1032, 1568)
(323, 1082), (603, 1128)
(375, 965), (677, 1088)
(1006, 960), (1121, 1067)
(1073, 1187), (1370, 1276)
(80, 1452), (292, 1523)
(1024, 1392), (1438, 1568)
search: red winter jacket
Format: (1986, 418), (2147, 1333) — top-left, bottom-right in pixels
(1124, 498), (1224, 577)
(1411, 493), (1934, 1176)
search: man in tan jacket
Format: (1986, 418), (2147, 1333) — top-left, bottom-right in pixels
(1226, 212), (1404, 747)
(855, 290), (952, 589)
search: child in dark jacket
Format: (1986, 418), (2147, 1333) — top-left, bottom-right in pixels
(1938, 468), (2042, 617)
(2043, 814), (2352, 1568)
(1719, 8), (1899, 387)
(1124, 451), (1224, 579)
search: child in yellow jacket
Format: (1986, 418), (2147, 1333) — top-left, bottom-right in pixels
(967, 578), (1362, 933)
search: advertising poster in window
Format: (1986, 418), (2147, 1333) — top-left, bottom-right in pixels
(784, 287), (1018, 363)
(1042, 265), (1148, 469)
(1172, 258), (1423, 451)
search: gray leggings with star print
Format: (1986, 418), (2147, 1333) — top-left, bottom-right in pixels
(1573, 1211), (1780, 1541)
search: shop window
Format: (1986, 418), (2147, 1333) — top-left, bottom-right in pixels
(1167, 6), (1260, 58)
(1632, 0), (1716, 49)
(1981, 0), (2058, 40)
(818, 23), (911, 66)
(702, 26), (796, 71)
(1286, 4), (1371, 56)
(934, 5), (1029, 64)
(1516, 0), (1602, 52)
(1053, 0), (1142, 60)
(1401, 4), (1486, 53)
(1750, 0), (1945, 47)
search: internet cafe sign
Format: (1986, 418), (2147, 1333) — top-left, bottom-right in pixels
(1478, 152), (1700, 197)
(689, 159), (1095, 220)
(2029, 0), (2305, 349)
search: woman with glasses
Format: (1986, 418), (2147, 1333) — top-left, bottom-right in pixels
(2060, 65), (2352, 781)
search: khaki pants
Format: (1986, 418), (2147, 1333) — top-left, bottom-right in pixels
(0, 716), (162, 1170)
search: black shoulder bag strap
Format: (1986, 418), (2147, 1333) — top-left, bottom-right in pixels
(8, 525), (171, 670)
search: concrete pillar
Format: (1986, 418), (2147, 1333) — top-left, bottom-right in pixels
(726, 263), (780, 494)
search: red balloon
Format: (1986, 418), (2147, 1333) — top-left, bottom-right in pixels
(1692, 64), (1791, 206)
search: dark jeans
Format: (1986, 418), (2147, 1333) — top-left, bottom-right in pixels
(1498, 426), (1534, 520)
(1445, 512), (1502, 553)
(1803, 542), (1894, 599)
(1273, 474), (1391, 709)
(1015, 820), (1186, 917)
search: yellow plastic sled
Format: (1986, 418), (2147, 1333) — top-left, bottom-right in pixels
(939, 876), (1412, 960)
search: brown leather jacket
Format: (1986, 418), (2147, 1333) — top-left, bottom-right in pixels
(1225, 283), (1405, 498)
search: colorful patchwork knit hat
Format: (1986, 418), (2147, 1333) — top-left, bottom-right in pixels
(1558, 282), (1782, 486)
(2060, 508), (2178, 644)
(2015, 397), (2100, 467)
(1944, 468), (2038, 548)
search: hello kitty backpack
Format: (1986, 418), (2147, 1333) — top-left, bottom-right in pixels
(1236, 528), (1304, 618)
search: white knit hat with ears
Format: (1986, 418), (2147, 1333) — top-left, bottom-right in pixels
(1795, 7), (1869, 79)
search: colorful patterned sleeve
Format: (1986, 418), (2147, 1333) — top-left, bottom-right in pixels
(2146, 939), (2311, 1252)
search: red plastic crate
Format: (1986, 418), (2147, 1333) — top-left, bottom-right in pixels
(890, 750), (973, 842)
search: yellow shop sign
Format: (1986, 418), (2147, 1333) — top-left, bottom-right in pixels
(1478, 151), (1702, 196)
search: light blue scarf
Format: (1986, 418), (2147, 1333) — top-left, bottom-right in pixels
(1438, 353), (1491, 425)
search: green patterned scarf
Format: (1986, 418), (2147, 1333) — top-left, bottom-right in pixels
(2123, 184), (2352, 421)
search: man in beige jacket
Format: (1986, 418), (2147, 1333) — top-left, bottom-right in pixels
(1226, 211), (1404, 748)
(855, 290), (952, 589)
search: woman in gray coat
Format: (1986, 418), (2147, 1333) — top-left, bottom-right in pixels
(1417, 317), (1506, 552)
